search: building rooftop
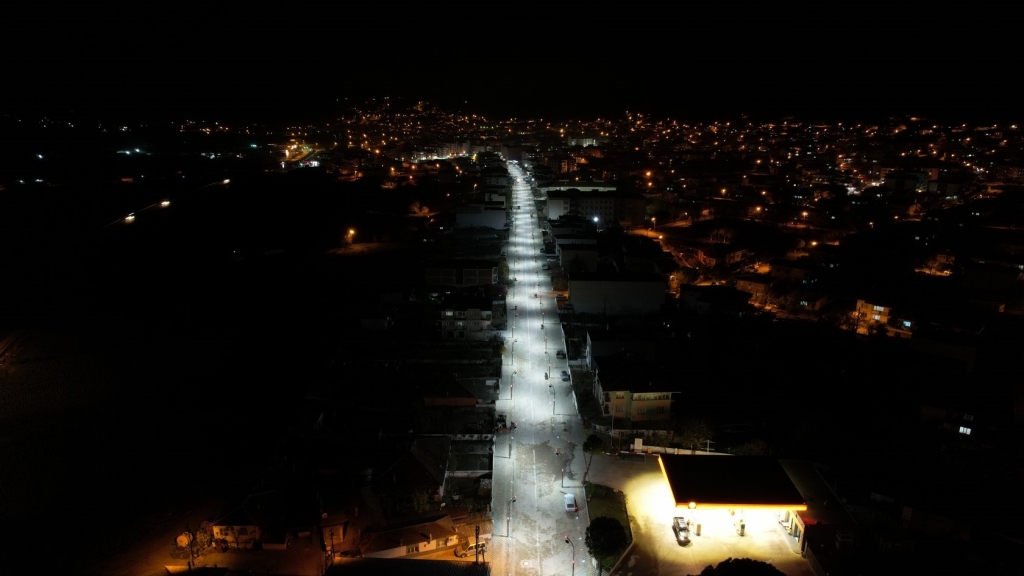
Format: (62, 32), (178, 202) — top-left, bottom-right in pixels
(426, 259), (498, 269)
(360, 514), (459, 556)
(326, 557), (490, 576)
(778, 460), (854, 527)
(569, 272), (664, 282)
(594, 351), (673, 392)
(658, 455), (807, 510)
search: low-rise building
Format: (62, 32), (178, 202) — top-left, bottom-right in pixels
(584, 326), (660, 371)
(455, 204), (507, 230)
(679, 285), (756, 316)
(854, 299), (913, 338)
(426, 260), (498, 288)
(568, 273), (666, 316)
(439, 295), (494, 340)
(558, 245), (600, 273)
(543, 188), (646, 227)
(769, 259), (818, 285)
(361, 514), (460, 559)
(735, 273), (774, 305)
(694, 243), (750, 268)
(593, 352), (676, 426)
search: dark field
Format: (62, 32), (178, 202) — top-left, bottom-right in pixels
(0, 317), (321, 573)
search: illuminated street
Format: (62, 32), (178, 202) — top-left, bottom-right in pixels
(489, 163), (592, 576)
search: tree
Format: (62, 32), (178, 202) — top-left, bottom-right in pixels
(409, 200), (432, 217)
(197, 521), (214, 549)
(679, 418), (714, 452)
(552, 272), (569, 292)
(585, 516), (628, 573)
(410, 488), (433, 514)
(732, 439), (770, 456)
(696, 557), (785, 576)
(676, 266), (699, 284)
(582, 434), (605, 482)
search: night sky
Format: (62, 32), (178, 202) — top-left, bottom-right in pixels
(5, 10), (1019, 122)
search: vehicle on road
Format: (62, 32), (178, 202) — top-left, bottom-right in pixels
(672, 517), (691, 546)
(555, 350), (566, 359)
(561, 371), (570, 381)
(564, 493), (578, 512)
(455, 540), (487, 558)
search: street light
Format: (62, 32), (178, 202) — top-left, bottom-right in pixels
(565, 536), (575, 576)
(507, 497), (516, 536)
(185, 522), (196, 571)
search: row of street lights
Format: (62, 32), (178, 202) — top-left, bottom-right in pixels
(507, 168), (578, 576)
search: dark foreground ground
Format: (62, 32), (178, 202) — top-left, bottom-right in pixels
(0, 315), (320, 574)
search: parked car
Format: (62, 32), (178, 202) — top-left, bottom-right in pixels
(455, 540), (487, 558)
(564, 493), (578, 512)
(672, 517), (691, 546)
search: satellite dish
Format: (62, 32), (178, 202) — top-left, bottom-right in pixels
(176, 532), (193, 548)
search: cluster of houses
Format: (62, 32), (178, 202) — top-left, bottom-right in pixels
(202, 139), (1024, 572)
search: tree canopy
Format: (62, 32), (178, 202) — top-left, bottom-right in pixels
(583, 434), (605, 454)
(585, 516), (628, 561)
(678, 418), (714, 451)
(696, 558), (786, 576)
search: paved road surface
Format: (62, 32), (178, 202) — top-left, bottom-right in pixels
(489, 164), (593, 576)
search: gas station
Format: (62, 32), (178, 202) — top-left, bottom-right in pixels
(599, 454), (858, 575)
(658, 456), (809, 546)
